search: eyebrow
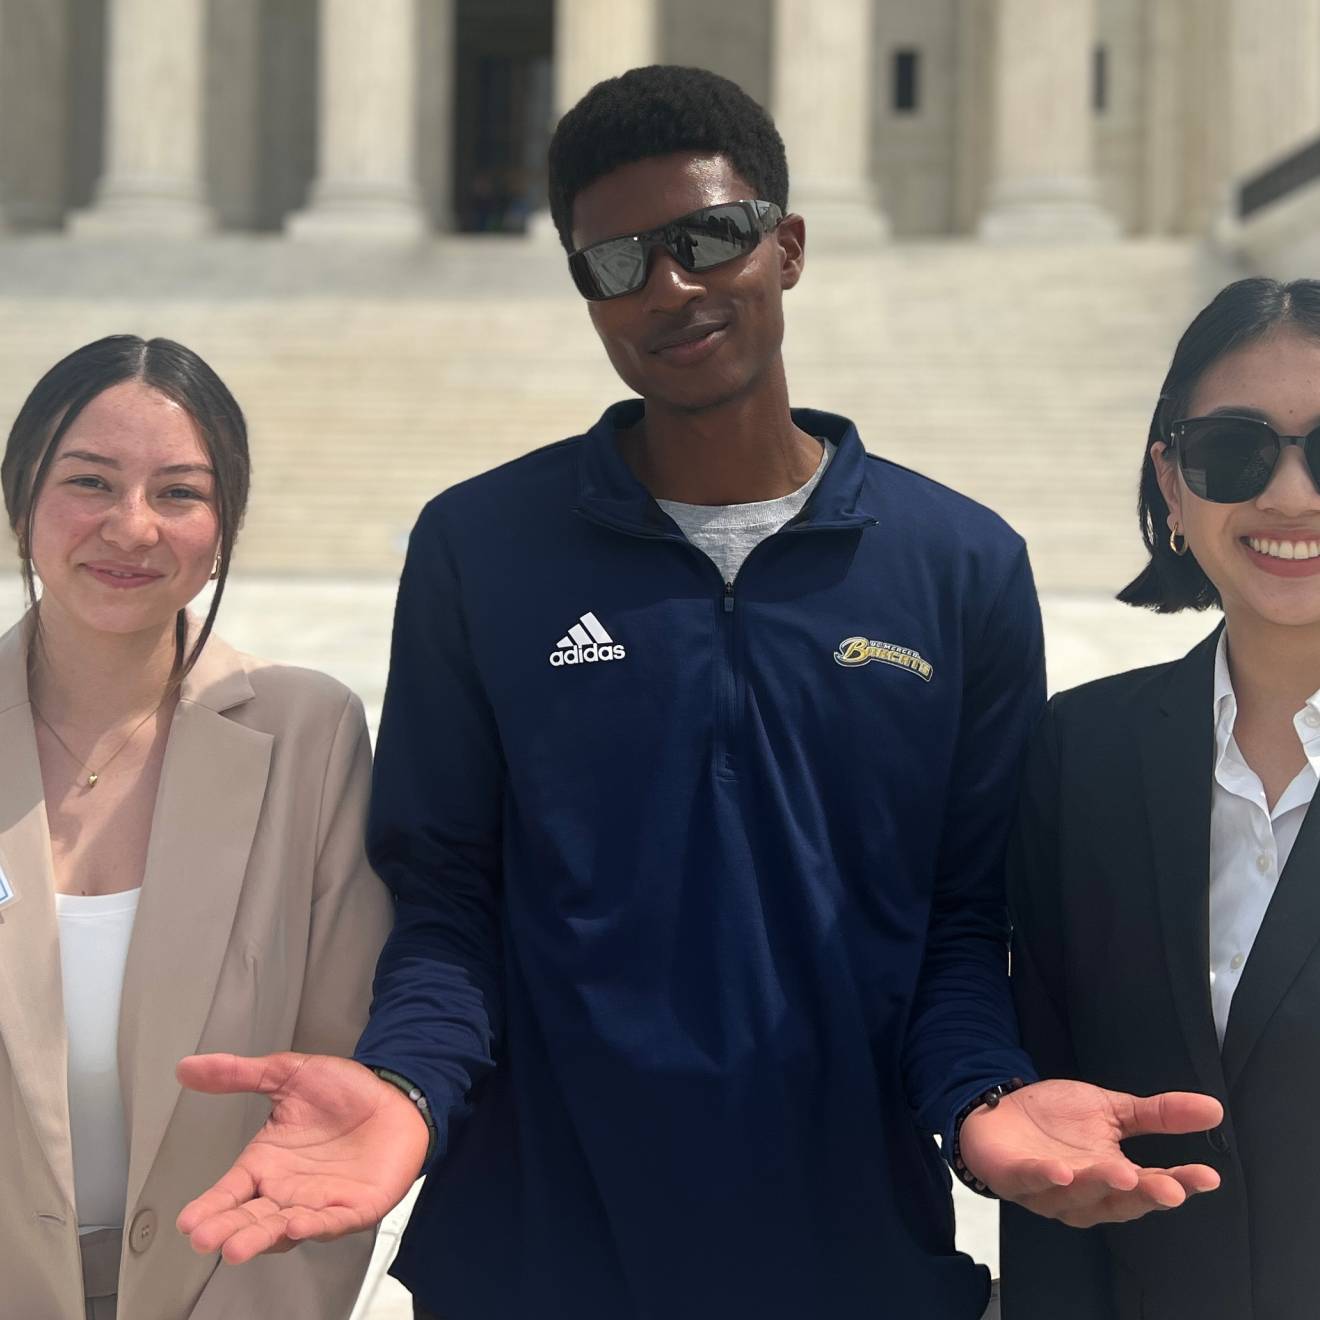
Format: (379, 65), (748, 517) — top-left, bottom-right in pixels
(1202, 406), (1273, 422)
(55, 450), (214, 476)
(1198, 405), (1320, 434)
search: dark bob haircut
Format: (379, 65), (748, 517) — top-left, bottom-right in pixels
(547, 64), (789, 253)
(1119, 277), (1320, 612)
(1, 334), (250, 680)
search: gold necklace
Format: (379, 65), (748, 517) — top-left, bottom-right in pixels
(30, 699), (165, 789)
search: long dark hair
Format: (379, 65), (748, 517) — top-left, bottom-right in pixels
(1119, 278), (1320, 611)
(1, 335), (251, 678)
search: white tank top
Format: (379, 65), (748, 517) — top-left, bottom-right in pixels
(54, 887), (140, 1233)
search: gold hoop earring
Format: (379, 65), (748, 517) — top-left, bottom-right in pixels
(1169, 525), (1188, 557)
(209, 551), (221, 581)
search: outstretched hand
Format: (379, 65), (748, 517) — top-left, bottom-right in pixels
(175, 1052), (431, 1263)
(958, 1079), (1223, 1228)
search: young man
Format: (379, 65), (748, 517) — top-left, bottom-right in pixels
(176, 67), (1221, 1320)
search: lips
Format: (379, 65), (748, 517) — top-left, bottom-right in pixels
(82, 562), (165, 589)
(1240, 535), (1320, 578)
(647, 320), (729, 354)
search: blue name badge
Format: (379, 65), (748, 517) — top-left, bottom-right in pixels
(0, 859), (14, 910)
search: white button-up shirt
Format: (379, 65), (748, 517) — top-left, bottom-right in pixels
(1209, 631), (1320, 1043)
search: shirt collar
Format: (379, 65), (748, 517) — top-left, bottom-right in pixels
(1213, 628), (1320, 811)
(1212, 629), (1238, 768)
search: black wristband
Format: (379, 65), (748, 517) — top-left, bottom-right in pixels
(950, 1076), (1029, 1198)
(371, 1066), (438, 1166)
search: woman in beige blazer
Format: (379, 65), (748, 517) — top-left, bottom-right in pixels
(0, 335), (393, 1319)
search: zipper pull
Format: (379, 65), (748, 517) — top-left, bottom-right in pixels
(723, 582), (735, 613)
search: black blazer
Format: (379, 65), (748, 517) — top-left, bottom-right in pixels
(1001, 627), (1320, 1320)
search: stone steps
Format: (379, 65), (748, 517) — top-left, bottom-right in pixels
(0, 235), (1229, 590)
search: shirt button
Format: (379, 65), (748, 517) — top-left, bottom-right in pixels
(1256, 854), (1270, 873)
(1230, 953), (1245, 970)
(1305, 712), (1320, 729)
(1207, 1127), (1231, 1155)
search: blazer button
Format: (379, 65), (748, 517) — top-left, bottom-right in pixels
(1206, 1127), (1230, 1154)
(129, 1209), (158, 1254)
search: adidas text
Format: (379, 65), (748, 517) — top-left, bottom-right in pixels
(549, 642), (627, 666)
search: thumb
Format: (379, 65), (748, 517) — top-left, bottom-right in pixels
(1114, 1090), (1224, 1139)
(176, 1051), (311, 1098)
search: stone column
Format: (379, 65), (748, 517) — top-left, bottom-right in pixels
(0, 0), (68, 229)
(1139, 0), (1184, 235)
(553, 0), (659, 116)
(417, 0), (457, 232)
(953, 0), (996, 235)
(530, 0), (658, 241)
(1230, 0), (1320, 176)
(772, 0), (889, 245)
(69, 0), (211, 236)
(287, 0), (428, 241)
(977, 0), (1118, 241)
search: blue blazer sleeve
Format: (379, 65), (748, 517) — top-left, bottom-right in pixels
(354, 501), (504, 1170)
(902, 541), (1044, 1147)
(1000, 696), (1116, 1319)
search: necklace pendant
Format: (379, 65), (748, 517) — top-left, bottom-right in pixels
(86, 773), (98, 788)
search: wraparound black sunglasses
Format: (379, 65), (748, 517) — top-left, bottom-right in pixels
(568, 200), (784, 302)
(1169, 414), (1320, 503)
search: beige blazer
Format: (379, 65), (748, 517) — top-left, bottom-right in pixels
(0, 615), (394, 1320)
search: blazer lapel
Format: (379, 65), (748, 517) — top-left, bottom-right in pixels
(1221, 779), (1320, 1090)
(1136, 628), (1227, 1102)
(0, 618), (76, 1210)
(118, 631), (273, 1210)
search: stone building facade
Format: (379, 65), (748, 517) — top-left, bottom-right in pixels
(0, 0), (1315, 244)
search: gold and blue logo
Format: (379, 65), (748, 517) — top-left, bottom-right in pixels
(833, 636), (934, 681)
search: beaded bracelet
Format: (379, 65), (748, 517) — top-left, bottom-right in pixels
(950, 1076), (1029, 1198)
(371, 1066), (438, 1166)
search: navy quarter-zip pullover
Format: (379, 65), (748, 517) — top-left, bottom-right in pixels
(355, 401), (1044, 1319)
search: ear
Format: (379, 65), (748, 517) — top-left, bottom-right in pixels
(1151, 441), (1184, 529)
(777, 212), (806, 291)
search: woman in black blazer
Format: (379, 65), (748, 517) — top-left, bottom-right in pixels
(1003, 277), (1320, 1319)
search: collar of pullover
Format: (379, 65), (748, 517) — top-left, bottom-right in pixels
(574, 399), (880, 538)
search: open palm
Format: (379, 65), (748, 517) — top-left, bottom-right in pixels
(959, 1078), (1223, 1228)
(175, 1052), (430, 1263)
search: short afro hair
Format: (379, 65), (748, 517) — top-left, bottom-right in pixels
(547, 64), (789, 252)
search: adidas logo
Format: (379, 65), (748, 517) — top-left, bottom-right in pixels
(549, 611), (627, 667)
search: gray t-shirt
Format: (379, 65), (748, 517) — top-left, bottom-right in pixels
(656, 440), (834, 585)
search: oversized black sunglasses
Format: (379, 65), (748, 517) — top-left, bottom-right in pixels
(1168, 414), (1320, 503)
(568, 200), (784, 302)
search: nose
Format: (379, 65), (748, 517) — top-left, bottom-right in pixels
(100, 489), (160, 551)
(639, 250), (705, 313)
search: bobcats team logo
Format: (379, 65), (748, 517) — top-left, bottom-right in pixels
(833, 637), (933, 681)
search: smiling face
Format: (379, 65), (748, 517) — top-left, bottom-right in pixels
(26, 379), (220, 641)
(572, 151), (805, 413)
(1154, 327), (1320, 634)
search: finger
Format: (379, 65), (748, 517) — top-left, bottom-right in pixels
(185, 1197), (291, 1256)
(1070, 1156), (1140, 1194)
(1132, 1170), (1189, 1209)
(285, 1204), (374, 1243)
(176, 1051), (311, 1098)
(1112, 1090), (1224, 1139)
(220, 1210), (300, 1265)
(988, 1156), (1074, 1198)
(1021, 1183), (1164, 1227)
(1013, 1164), (1147, 1221)
(176, 1165), (258, 1237)
(1163, 1162), (1221, 1195)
